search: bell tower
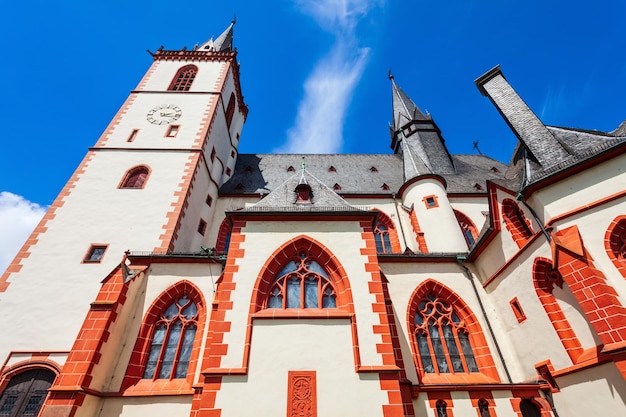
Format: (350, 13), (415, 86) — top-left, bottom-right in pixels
(0, 22), (247, 362)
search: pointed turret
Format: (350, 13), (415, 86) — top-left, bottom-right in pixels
(389, 75), (456, 179)
(391, 74), (429, 131)
(199, 20), (235, 52)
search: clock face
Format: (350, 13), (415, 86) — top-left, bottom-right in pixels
(147, 104), (182, 125)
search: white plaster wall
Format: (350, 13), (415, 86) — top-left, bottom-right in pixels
(0, 149), (193, 363)
(138, 60), (226, 93)
(93, 396), (192, 417)
(477, 241), (576, 374)
(215, 319), (387, 417)
(220, 220), (385, 370)
(102, 93), (216, 150)
(492, 390), (519, 417)
(530, 155), (626, 223)
(402, 179), (468, 252)
(553, 363), (626, 417)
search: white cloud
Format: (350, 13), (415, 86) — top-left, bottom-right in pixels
(278, 0), (382, 154)
(0, 192), (47, 274)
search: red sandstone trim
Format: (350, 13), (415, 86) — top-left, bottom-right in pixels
(409, 208), (428, 253)
(0, 151), (96, 293)
(154, 152), (200, 252)
(93, 94), (139, 147)
(605, 215), (626, 279)
(373, 209), (402, 253)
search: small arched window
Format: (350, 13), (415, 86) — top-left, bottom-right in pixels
(519, 399), (542, 417)
(502, 199), (533, 248)
(436, 400), (448, 417)
(216, 218), (232, 254)
(413, 293), (478, 374)
(478, 399), (492, 417)
(168, 65), (198, 91)
(373, 211), (401, 254)
(143, 296), (198, 380)
(225, 92), (236, 128)
(119, 166), (149, 189)
(266, 251), (337, 309)
(374, 223), (392, 253)
(0, 369), (56, 417)
(454, 210), (478, 248)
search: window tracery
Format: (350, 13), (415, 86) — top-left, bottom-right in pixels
(120, 166), (149, 189)
(413, 293), (478, 374)
(266, 251), (337, 309)
(143, 296), (198, 380)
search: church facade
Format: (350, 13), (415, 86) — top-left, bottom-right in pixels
(1, 23), (626, 417)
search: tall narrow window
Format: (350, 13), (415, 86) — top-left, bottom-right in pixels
(478, 399), (492, 417)
(374, 223), (392, 253)
(454, 210), (478, 248)
(502, 199), (533, 247)
(215, 218), (232, 254)
(436, 400), (448, 417)
(120, 166), (150, 189)
(266, 251), (337, 309)
(168, 65), (198, 91)
(519, 399), (542, 417)
(225, 92), (236, 128)
(143, 296), (198, 380)
(606, 216), (626, 279)
(372, 210), (401, 254)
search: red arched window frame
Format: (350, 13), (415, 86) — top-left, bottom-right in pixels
(502, 199), (533, 248)
(532, 258), (584, 363)
(0, 361), (60, 417)
(605, 216), (626, 279)
(168, 65), (198, 91)
(407, 280), (498, 384)
(251, 236), (354, 315)
(225, 92), (236, 129)
(122, 281), (205, 392)
(453, 210), (478, 248)
(119, 165), (150, 189)
(215, 218), (232, 254)
(372, 210), (401, 253)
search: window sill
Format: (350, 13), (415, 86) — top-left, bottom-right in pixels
(252, 309), (353, 319)
(420, 372), (497, 385)
(122, 378), (194, 396)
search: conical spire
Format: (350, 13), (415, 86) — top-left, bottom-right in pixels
(390, 72), (428, 132)
(199, 20), (235, 52)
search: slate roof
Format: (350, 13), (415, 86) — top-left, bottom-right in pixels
(220, 153), (508, 196)
(505, 124), (626, 188)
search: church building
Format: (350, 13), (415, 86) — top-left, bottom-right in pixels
(1, 22), (626, 417)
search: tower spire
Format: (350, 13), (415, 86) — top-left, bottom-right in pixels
(199, 20), (235, 52)
(391, 75), (428, 132)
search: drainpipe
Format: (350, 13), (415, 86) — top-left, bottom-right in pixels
(516, 192), (551, 242)
(392, 193), (410, 251)
(456, 256), (513, 383)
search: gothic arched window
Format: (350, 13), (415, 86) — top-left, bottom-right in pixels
(454, 210), (478, 248)
(413, 293), (478, 374)
(142, 296), (198, 380)
(119, 166), (150, 189)
(266, 251), (337, 309)
(372, 210), (400, 254)
(216, 218), (232, 254)
(143, 296), (198, 379)
(168, 65), (198, 91)
(374, 223), (392, 253)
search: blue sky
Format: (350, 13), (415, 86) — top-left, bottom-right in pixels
(1, 0), (625, 271)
